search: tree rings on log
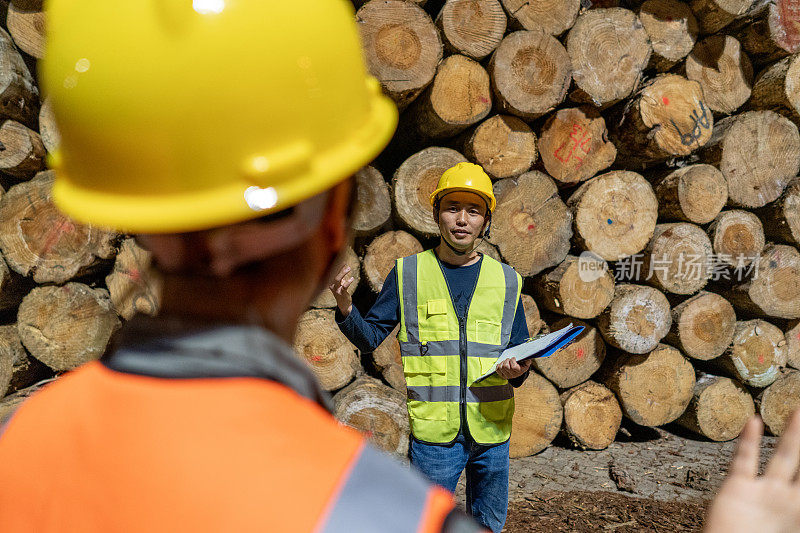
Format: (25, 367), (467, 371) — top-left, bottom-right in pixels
(534, 254), (614, 319)
(604, 344), (695, 427)
(294, 309), (361, 391)
(689, 0), (755, 33)
(568, 170), (658, 262)
(685, 35), (753, 115)
(0, 27), (38, 128)
(538, 107), (616, 187)
(363, 231), (424, 293)
(6, 0), (44, 59)
(597, 283), (672, 354)
(758, 368), (800, 435)
(640, 222), (713, 295)
(490, 171), (572, 276)
(17, 283), (120, 371)
(676, 373), (754, 441)
(0, 120), (43, 180)
(613, 74), (713, 165)
(748, 54), (800, 124)
(654, 164), (727, 225)
(560, 380), (622, 450)
(460, 114), (537, 179)
(394, 147), (467, 237)
(714, 319), (787, 388)
(664, 291), (736, 361)
(723, 244), (800, 319)
(351, 166), (391, 238)
(489, 29), (572, 120)
(0, 171), (118, 284)
(509, 371), (563, 458)
(566, 8), (652, 106)
(707, 209), (765, 269)
(311, 246), (360, 309)
(638, 0), (699, 71)
(532, 318), (606, 389)
(356, 0), (442, 110)
(436, 0), (507, 60)
(333, 375), (410, 457)
(500, 0), (580, 36)
(701, 110), (800, 208)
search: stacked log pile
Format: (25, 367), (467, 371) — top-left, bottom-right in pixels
(3, 0), (800, 459)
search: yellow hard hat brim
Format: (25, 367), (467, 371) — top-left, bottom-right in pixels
(429, 187), (496, 213)
(52, 86), (398, 235)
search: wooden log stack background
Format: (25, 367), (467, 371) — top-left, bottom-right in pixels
(2, 0), (800, 460)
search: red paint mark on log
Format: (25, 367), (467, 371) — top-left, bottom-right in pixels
(479, 97), (489, 104)
(364, 430), (374, 439)
(795, 331), (800, 340)
(758, 354), (765, 364)
(528, 224), (536, 231)
(577, 348), (585, 359)
(777, 0), (800, 52)
(310, 355), (322, 362)
(40, 217), (76, 257)
(662, 96), (670, 105)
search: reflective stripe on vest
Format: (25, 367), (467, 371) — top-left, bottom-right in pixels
(397, 250), (522, 445)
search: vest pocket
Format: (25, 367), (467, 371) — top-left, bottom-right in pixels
(408, 400), (448, 421)
(475, 320), (502, 345)
(419, 299), (449, 334)
(404, 356), (449, 421)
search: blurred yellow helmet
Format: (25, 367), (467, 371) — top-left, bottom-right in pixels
(430, 162), (496, 213)
(42, 0), (397, 233)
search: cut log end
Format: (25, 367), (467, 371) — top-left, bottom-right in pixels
(533, 318), (606, 389)
(666, 291), (736, 361)
(363, 231), (424, 293)
(676, 374), (754, 441)
(509, 371), (563, 458)
(759, 368), (800, 436)
(597, 283), (672, 354)
(294, 309), (361, 391)
(561, 381), (622, 450)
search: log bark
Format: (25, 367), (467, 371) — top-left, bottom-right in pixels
(520, 293), (546, 337)
(501, 0), (580, 36)
(0, 119), (43, 180)
(2, 324), (48, 395)
(311, 246), (360, 309)
(294, 309), (361, 391)
(372, 325), (406, 393)
(612, 74), (713, 167)
(351, 166), (391, 238)
(784, 319), (800, 369)
(566, 8), (652, 107)
(332, 375), (410, 457)
(700, 110), (800, 208)
(653, 164), (727, 225)
(0, 324), (16, 396)
(104, 238), (162, 320)
(688, 0), (755, 33)
(721, 243), (800, 319)
(639, 222), (713, 295)
(0, 251), (30, 312)
(748, 54), (800, 124)
(509, 370), (563, 458)
(730, 0), (800, 66)
(712, 319), (787, 387)
(597, 283), (672, 354)
(17, 283), (121, 371)
(560, 380), (622, 450)
(0, 171), (118, 284)
(664, 291), (737, 361)
(757, 367), (800, 435)
(684, 35), (753, 115)
(38, 97), (59, 154)
(0, 27), (37, 128)
(638, 0), (699, 71)
(532, 318), (606, 389)
(489, 171), (572, 276)
(753, 177), (800, 245)
(707, 209), (765, 268)
(459, 114), (537, 179)
(567, 170), (658, 262)
(538, 107), (617, 187)
(356, 0), (443, 110)
(363, 231), (424, 293)
(436, 0), (507, 60)
(488, 29), (572, 120)
(6, 0), (43, 59)
(393, 147), (467, 237)
(603, 343), (696, 427)
(675, 373), (754, 441)
(533, 254), (615, 319)
(406, 54), (492, 140)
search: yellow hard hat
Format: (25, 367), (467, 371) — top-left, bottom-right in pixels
(42, 0), (398, 234)
(429, 162), (496, 213)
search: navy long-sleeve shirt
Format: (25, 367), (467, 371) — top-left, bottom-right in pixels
(336, 253), (530, 387)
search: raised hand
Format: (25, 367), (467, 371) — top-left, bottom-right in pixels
(704, 411), (800, 533)
(329, 264), (355, 316)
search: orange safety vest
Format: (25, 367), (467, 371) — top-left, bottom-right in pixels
(0, 362), (456, 532)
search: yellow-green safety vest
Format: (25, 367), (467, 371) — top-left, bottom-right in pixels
(396, 249), (522, 445)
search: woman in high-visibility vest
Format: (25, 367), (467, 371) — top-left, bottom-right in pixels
(331, 163), (532, 533)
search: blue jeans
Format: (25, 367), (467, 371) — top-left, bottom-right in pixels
(409, 430), (509, 533)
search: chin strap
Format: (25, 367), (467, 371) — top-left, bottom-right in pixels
(440, 219), (492, 256)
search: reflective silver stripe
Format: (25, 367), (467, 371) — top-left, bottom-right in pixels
(407, 385), (460, 403)
(500, 264), (518, 346)
(318, 443), (431, 533)
(402, 254), (420, 344)
(408, 385), (514, 403)
(467, 341), (503, 358)
(399, 339), (460, 357)
(467, 384), (514, 403)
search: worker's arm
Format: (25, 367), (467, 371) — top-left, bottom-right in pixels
(333, 266), (400, 354)
(498, 296), (532, 388)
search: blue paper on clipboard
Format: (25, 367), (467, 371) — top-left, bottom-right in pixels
(476, 323), (585, 381)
